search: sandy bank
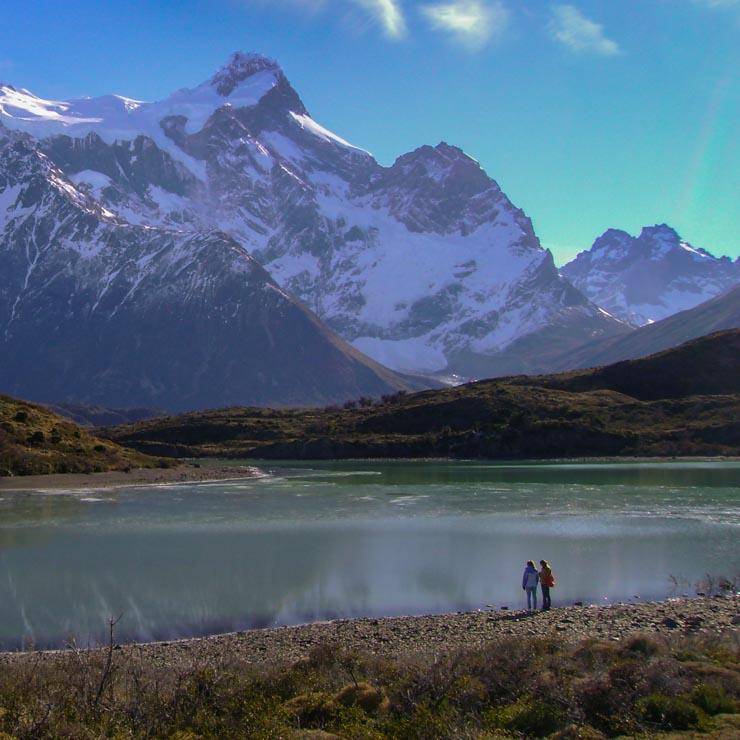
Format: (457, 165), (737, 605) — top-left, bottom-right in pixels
(0, 464), (261, 491)
(2, 597), (737, 668)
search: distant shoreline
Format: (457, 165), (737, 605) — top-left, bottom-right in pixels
(0, 464), (262, 492)
(249, 456), (740, 463)
(1, 456), (737, 491)
(1, 596), (736, 664)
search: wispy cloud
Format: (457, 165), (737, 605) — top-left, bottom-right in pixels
(239, 1), (405, 38)
(549, 5), (620, 56)
(351, 0), (407, 38)
(421, 1), (509, 50)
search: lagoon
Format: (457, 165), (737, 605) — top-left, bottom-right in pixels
(0, 460), (738, 649)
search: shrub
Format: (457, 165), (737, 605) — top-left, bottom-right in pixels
(624, 634), (662, 657)
(485, 697), (567, 736)
(27, 430), (45, 445)
(283, 692), (337, 728)
(691, 683), (737, 715)
(574, 674), (631, 735)
(333, 682), (388, 714)
(384, 700), (456, 739)
(638, 693), (705, 730)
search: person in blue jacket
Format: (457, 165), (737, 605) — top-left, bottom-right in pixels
(522, 560), (539, 611)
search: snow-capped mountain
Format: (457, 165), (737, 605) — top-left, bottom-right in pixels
(561, 225), (739, 327)
(0, 52), (626, 407)
(0, 125), (415, 410)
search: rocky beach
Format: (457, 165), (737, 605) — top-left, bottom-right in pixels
(2, 596), (736, 668)
(0, 464), (261, 491)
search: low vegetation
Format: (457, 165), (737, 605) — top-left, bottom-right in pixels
(106, 330), (740, 460)
(0, 631), (737, 738)
(0, 395), (164, 476)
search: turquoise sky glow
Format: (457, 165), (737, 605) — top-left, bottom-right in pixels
(2, 0), (738, 262)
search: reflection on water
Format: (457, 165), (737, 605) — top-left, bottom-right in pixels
(0, 460), (738, 649)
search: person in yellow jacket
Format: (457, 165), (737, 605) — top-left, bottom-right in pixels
(539, 560), (555, 610)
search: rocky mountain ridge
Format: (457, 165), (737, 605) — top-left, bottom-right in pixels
(1, 52), (626, 393)
(561, 224), (739, 327)
(0, 123), (417, 410)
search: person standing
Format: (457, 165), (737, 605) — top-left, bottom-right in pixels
(539, 559), (555, 611)
(522, 560), (539, 611)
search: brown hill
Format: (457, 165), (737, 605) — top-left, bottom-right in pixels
(529, 329), (740, 401)
(0, 395), (161, 476)
(105, 330), (740, 460)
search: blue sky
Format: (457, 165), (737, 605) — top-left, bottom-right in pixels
(2, 0), (738, 263)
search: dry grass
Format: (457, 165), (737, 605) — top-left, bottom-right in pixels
(0, 395), (165, 476)
(0, 631), (737, 738)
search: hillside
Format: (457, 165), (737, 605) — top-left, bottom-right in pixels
(48, 402), (165, 427)
(0, 395), (161, 476)
(105, 330), (740, 460)
(555, 285), (740, 371)
(536, 329), (740, 401)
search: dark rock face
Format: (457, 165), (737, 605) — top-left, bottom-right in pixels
(562, 224), (740, 327)
(210, 52), (282, 97)
(0, 128), (413, 410)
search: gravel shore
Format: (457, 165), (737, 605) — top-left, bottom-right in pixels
(3, 597), (737, 669)
(0, 464), (261, 491)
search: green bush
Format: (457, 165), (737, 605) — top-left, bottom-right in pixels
(624, 635), (662, 657)
(485, 697), (567, 736)
(638, 693), (705, 730)
(283, 691), (337, 728)
(27, 430), (45, 445)
(333, 682), (388, 714)
(384, 700), (456, 739)
(691, 683), (737, 715)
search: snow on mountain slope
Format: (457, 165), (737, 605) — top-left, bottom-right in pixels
(0, 125), (416, 410)
(0, 53), (280, 139)
(1, 51), (626, 390)
(561, 225), (740, 327)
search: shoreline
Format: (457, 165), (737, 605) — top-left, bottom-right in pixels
(0, 464), (262, 492)
(234, 455), (740, 464)
(2, 456), (737, 491)
(2, 595), (737, 665)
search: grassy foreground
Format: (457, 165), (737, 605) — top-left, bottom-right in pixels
(0, 395), (164, 476)
(0, 630), (737, 738)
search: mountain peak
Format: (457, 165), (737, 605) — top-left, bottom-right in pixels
(562, 222), (738, 328)
(638, 223), (680, 243)
(210, 52), (282, 97)
(392, 141), (484, 176)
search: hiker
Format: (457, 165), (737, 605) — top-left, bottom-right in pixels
(539, 559), (555, 610)
(522, 560), (539, 611)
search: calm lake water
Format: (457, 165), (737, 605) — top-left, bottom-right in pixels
(1, 460), (738, 649)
